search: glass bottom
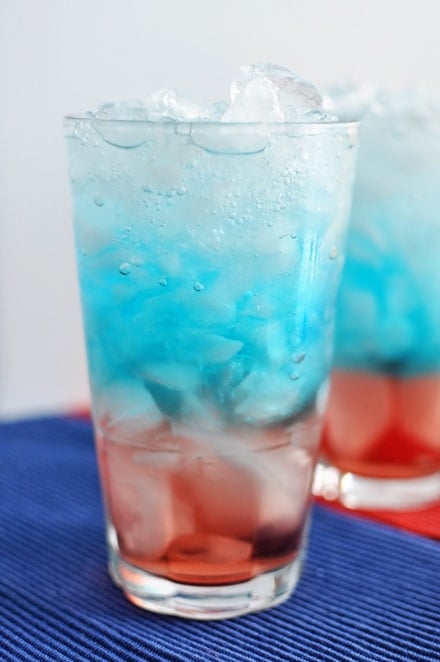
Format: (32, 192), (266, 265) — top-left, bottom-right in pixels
(313, 460), (440, 510)
(107, 532), (305, 620)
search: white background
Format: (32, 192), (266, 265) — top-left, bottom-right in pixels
(1, 0), (438, 418)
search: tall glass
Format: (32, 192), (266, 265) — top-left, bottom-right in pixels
(65, 117), (358, 619)
(316, 110), (440, 510)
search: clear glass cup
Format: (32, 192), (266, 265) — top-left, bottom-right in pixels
(65, 117), (358, 619)
(315, 110), (440, 510)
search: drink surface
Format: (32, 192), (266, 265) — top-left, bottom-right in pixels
(67, 119), (356, 582)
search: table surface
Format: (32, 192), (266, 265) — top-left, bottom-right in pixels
(0, 416), (439, 662)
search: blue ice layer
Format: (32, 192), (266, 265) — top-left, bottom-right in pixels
(68, 120), (351, 428)
(334, 205), (440, 376)
(77, 226), (333, 427)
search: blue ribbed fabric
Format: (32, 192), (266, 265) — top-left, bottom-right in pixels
(0, 417), (439, 661)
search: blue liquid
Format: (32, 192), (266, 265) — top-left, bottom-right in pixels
(67, 122), (355, 428)
(334, 117), (440, 376)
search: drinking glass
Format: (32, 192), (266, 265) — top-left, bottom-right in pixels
(65, 117), (358, 618)
(316, 109), (440, 510)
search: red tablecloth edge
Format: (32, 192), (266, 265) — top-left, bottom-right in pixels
(315, 497), (440, 540)
(69, 406), (92, 420)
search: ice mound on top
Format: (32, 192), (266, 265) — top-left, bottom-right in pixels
(223, 63), (330, 122)
(91, 63), (336, 123)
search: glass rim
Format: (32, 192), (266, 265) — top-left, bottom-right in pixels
(337, 111), (440, 122)
(64, 115), (360, 129)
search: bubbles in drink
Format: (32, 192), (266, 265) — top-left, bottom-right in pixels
(118, 262), (131, 275)
(93, 194), (105, 206)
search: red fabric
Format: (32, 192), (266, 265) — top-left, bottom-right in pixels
(69, 406), (92, 420)
(316, 497), (440, 540)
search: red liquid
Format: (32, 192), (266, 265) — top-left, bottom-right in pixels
(322, 371), (440, 479)
(97, 415), (319, 585)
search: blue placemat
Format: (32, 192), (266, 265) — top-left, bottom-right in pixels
(0, 416), (439, 661)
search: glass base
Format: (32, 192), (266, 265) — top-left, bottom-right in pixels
(108, 543), (305, 620)
(313, 461), (440, 510)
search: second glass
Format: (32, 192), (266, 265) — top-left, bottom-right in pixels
(316, 107), (440, 510)
(65, 118), (358, 618)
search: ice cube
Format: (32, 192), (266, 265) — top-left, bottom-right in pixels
(231, 369), (310, 425)
(143, 362), (201, 391)
(94, 90), (210, 123)
(145, 88), (211, 121)
(94, 381), (164, 430)
(105, 436), (197, 560)
(325, 371), (393, 459)
(207, 422), (317, 547)
(223, 63), (328, 123)
(168, 418), (317, 557)
(104, 441), (194, 560)
(144, 380), (194, 419)
(253, 319), (291, 366)
(182, 451), (260, 541)
(196, 333), (244, 364)
(257, 445), (314, 530)
(225, 76), (282, 123)
(109, 472), (175, 559)
(143, 362), (207, 419)
(229, 426), (316, 535)
(93, 99), (150, 120)
(189, 282), (237, 326)
(190, 123), (270, 154)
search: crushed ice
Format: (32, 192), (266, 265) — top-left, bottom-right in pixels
(90, 63), (336, 123)
(324, 82), (440, 119)
(223, 63), (329, 122)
